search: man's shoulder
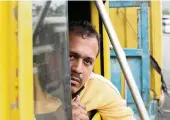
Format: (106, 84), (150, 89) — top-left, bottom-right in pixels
(88, 72), (121, 97)
(82, 73), (129, 111)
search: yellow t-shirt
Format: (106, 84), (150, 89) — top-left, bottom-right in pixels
(80, 73), (135, 120)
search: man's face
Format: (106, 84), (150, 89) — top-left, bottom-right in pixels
(69, 32), (98, 94)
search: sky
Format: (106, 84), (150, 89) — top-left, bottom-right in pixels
(162, 0), (170, 10)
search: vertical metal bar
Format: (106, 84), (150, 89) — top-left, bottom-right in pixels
(150, 0), (162, 99)
(0, 2), (10, 120)
(121, 72), (125, 99)
(141, 3), (150, 104)
(9, 1), (20, 119)
(91, 2), (101, 74)
(63, 2), (72, 120)
(103, 1), (111, 80)
(94, 0), (150, 120)
(18, 1), (33, 120)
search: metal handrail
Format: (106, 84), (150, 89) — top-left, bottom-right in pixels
(33, 1), (51, 37)
(95, 0), (150, 120)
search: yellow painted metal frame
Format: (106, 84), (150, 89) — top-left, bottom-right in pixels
(124, 8), (138, 48)
(109, 7), (138, 48)
(0, 1), (20, 120)
(0, 2), (11, 120)
(109, 1), (162, 99)
(121, 72), (125, 99)
(18, 1), (33, 120)
(91, 2), (101, 75)
(91, 1), (111, 80)
(109, 8), (126, 48)
(150, 1), (162, 99)
(0, 1), (162, 120)
(9, 2), (19, 120)
(103, 1), (111, 80)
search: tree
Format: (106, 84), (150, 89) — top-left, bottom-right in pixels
(163, 9), (170, 15)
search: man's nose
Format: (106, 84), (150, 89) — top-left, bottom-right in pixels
(72, 59), (83, 74)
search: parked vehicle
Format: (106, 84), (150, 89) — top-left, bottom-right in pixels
(0, 1), (163, 120)
(162, 15), (170, 33)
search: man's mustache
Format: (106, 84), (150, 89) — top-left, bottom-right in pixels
(71, 73), (82, 81)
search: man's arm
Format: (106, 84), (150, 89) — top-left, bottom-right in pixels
(80, 75), (135, 120)
(97, 81), (135, 120)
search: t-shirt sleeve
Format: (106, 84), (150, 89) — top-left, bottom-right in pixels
(97, 83), (135, 120)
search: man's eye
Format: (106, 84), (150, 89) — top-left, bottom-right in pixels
(69, 55), (76, 60)
(84, 59), (92, 66)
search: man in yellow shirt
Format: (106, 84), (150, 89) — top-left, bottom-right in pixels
(69, 21), (135, 120)
(34, 20), (135, 120)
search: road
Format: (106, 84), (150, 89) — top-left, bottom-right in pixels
(162, 33), (170, 88)
(158, 33), (170, 120)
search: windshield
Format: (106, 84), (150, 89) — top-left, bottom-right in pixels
(32, 1), (71, 120)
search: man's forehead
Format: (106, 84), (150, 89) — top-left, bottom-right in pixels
(69, 50), (95, 61)
(69, 31), (99, 58)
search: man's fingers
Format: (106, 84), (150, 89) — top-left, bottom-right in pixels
(72, 97), (86, 110)
(78, 103), (86, 110)
(73, 102), (86, 110)
(72, 102), (86, 113)
(74, 95), (80, 102)
(77, 113), (89, 120)
(72, 102), (89, 120)
(72, 102), (79, 109)
(80, 108), (88, 115)
(73, 114), (89, 120)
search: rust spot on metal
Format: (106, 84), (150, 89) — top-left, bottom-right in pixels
(13, 5), (18, 21)
(13, 3), (18, 43)
(16, 68), (18, 77)
(11, 102), (18, 109)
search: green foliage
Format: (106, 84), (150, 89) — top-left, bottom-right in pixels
(163, 9), (170, 15)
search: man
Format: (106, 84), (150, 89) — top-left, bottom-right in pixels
(34, 21), (135, 120)
(69, 21), (135, 120)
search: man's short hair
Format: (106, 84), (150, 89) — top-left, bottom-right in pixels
(69, 21), (100, 56)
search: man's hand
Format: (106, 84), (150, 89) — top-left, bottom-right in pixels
(72, 96), (89, 120)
